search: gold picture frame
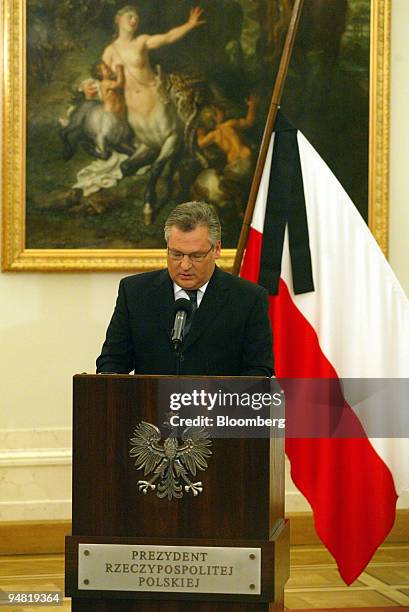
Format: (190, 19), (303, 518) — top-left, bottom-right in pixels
(2, 0), (390, 271)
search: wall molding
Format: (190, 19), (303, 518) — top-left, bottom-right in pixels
(0, 432), (407, 525)
(0, 448), (72, 467)
(0, 428), (71, 448)
(0, 428), (72, 522)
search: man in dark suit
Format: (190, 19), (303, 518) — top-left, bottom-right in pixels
(96, 202), (273, 375)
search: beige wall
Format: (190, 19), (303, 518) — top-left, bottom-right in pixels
(0, 1), (408, 520)
(0, 273), (122, 520)
(0, 272), (121, 430)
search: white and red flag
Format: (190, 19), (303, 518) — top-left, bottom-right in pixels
(240, 116), (409, 584)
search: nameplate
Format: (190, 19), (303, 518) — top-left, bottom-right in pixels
(78, 544), (261, 594)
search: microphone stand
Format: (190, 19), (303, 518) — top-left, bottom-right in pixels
(175, 343), (184, 376)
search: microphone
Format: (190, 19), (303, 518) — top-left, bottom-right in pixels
(171, 298), (192, 350)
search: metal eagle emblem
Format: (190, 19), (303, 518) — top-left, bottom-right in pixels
(129, 419), (213, 500)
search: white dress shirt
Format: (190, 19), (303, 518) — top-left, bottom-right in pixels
(173, 281), (209, 308)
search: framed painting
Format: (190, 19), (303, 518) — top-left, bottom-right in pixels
(2, 0), (390, 271)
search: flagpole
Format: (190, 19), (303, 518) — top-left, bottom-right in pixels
(232, 0), (304, 276)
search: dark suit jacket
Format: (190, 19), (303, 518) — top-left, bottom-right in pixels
(96, 266), (274, 376)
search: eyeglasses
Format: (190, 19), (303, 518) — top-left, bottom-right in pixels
(167, 246), (214, 262)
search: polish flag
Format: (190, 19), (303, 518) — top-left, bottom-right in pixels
(240, 122), (409, 584)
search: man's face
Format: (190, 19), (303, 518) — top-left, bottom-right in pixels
(167, 225), (221, 290)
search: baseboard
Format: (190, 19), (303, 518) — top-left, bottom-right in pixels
(0, 510), (408, 555)
(0, 520), (71, 555)
(287, 508), (409, 546)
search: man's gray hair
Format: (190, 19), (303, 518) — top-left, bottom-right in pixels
(164, 202), (221, 248)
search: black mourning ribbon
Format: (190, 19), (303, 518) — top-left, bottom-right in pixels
(258, 112), (315, 296)
(183, 290), (198, 336)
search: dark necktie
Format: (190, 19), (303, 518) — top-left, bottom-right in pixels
(186, 290), (198, 314)
(183, 290), (198, 336)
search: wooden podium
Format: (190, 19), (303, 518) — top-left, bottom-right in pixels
(65, 374), (289, 611)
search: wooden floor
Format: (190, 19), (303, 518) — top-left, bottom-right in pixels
(0, 544), (408, 610)
(286, 544), (409, 609)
